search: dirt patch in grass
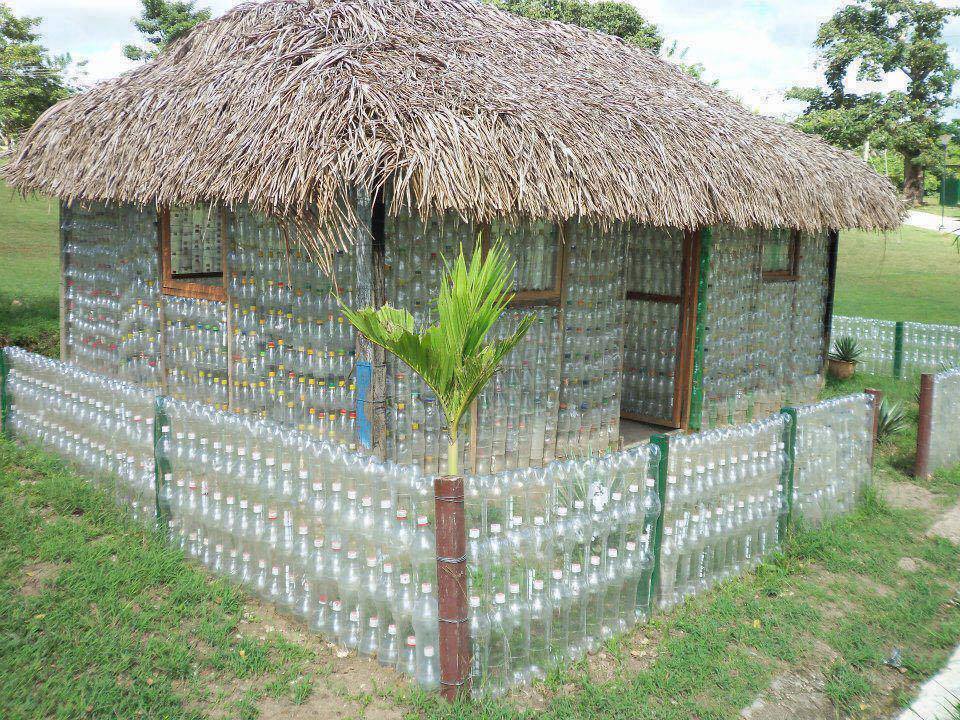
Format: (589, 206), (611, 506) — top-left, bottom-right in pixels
(897, 557), (931, 573)
(19, 561), (61, 597)
(927, 502), (960, 545)
(881, 480), (940, 514)
(740, 666), (834, 720)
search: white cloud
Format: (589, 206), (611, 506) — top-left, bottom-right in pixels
(9, 0), (960, 116)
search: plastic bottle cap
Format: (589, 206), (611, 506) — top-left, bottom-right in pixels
(590, 556), (601, 566)
(362, 497), (372, 507)
(417, 515), (429, 526)
(347, 490), (357, 500)
(406, 636), (416, 647)
(490, 523), (501, 534)
(664, 527), (673, 535)
(369, 616), (379, 627)
(380, 500), (391, 509)
(299, 470), (309, 479)
(349, 610), (359, 621)
(608, 548), (618, 558)
(494, 593), (506, 604)
(383, 563), (393, 573)
(421, 582), (432, 593)
(366, 557), (377, 567)
(571, 563), (581, 573)
(533, 579), (545, 590)
(399, 573), (410, 584)
(347, 550), (358, 559)
(646, 479), (655, 487)
(388, 624), (397, 634)
(424, 646), (435, 658)
(626, 541), (636, 551)
(534, 516), (545, 526)
(468, 528), (480, 539)
(509, 583), (520, 594)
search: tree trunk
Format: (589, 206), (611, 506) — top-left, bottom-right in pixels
(903, 153), (925, 206)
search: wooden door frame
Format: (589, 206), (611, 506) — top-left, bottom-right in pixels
(620, 228), (701, 430)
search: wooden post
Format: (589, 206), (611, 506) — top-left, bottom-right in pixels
(865, 388), (883, 466)
(434, 475), (470, 701)
(915, 374), (934, 479)
(821, 230), (840, 371)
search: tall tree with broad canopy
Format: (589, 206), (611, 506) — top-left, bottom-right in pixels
(787, 0), (960, 205)
(0, 3), (80, 143)
(123, 0), (211, 62)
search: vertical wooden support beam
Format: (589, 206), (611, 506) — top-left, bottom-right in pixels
(687, 228), (711, 432)
(221, 207), (235, 410)
(915, 374), (934, 479)
(353, 189), (387, 459)
(59, 202), (70, 362)
(821, 229), (840, 370)
(434, 475), (470, 701)
(155, 208), (170, 396)
(677, 230), (701, 430)
(865, 388), (883, 467)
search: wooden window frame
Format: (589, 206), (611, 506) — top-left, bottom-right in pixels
(480, 222), (564, 308)
(159, 205), (228, 302)
(761, 228), (801, 283)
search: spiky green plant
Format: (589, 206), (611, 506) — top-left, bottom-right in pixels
(876, 399), (908, 442)
(340, 238), (534, 475)
(828, 336), (863, 363)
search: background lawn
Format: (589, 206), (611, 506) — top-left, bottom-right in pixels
(0, 183), (60, 355)
(834, 226), (960, 324)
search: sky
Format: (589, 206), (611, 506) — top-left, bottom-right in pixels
(9, 0), (960, 120)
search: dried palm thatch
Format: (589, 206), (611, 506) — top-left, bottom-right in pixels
(3, 0), (902, 256)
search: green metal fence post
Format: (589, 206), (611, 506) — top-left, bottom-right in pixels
(647, 434), (670, 612)
(687, 228), (712, 432)
(153, 395), (171, 529)
(0, 349), (8, 437)
(893, 321), (905, 379)
(779, 408), (798, 542)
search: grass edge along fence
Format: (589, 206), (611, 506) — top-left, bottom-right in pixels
(916, 367), (960, 479)
(0, 345), (882, 701)
(831, 315), (960, 378)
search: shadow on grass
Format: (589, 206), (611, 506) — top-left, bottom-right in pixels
(0, 292), (59, 356)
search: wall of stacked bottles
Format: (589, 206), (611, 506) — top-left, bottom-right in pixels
(156, 397), (447, 687)
(829, 316), (960, 377)
(792, 394), (873, 526)
(927, 369), (960, 475)
(2, 347), (158, 524)
(556, 220), (627, 458)
(226, 206), (359, 447)
(700, 228), (828, 430)
(61, 203), (163, 387)
(657, 414), (788, 609)
(621, 227), (683, 421)
(463, 445), (661, 696)
(388, 214), (627, 472)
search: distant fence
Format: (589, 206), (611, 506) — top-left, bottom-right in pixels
(0, 346), (880, 700)
(830, 316), (960, 377)
(916, 368), (960, 479)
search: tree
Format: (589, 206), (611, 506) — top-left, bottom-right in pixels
(0, 3), (80, 143)
(123, 0), (211, 62)
(340, 241), (533, 476)
(787, 0), (960, 205)
(494, 0), (663, 52)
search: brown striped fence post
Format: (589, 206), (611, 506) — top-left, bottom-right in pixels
(434, 475), (470, 701)
(915, 374), (934, 479)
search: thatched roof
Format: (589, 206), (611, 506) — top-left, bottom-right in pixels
(3, 0), (902, 241)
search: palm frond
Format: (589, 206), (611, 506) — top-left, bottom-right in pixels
(340, 236), (533, 448)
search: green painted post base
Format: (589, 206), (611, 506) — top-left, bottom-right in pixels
(0, 349), (8, 437)
(647, 434), (670, 612)
(778, 408), (798, 543)
(893, 321), (905, 380)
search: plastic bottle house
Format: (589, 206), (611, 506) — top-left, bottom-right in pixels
(2, 0), (900, 695)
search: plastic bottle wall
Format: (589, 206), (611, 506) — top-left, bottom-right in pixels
(62, 203), (162, 387)
(700, 228), (829, 429)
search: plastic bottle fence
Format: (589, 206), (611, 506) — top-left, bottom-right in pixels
(1, 347), (877, 696)
(831, 316), (960, 377)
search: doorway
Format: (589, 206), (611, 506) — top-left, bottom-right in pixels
(621, 229), (701, 430)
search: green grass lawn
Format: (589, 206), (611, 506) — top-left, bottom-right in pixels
(0, 183), (60, 355)
(835, 227), (960, 324)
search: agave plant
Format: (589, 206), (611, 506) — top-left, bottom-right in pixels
(340, 239), (534, 475)
(876, 399), (908, 442)
(829, 336), (863, 363)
